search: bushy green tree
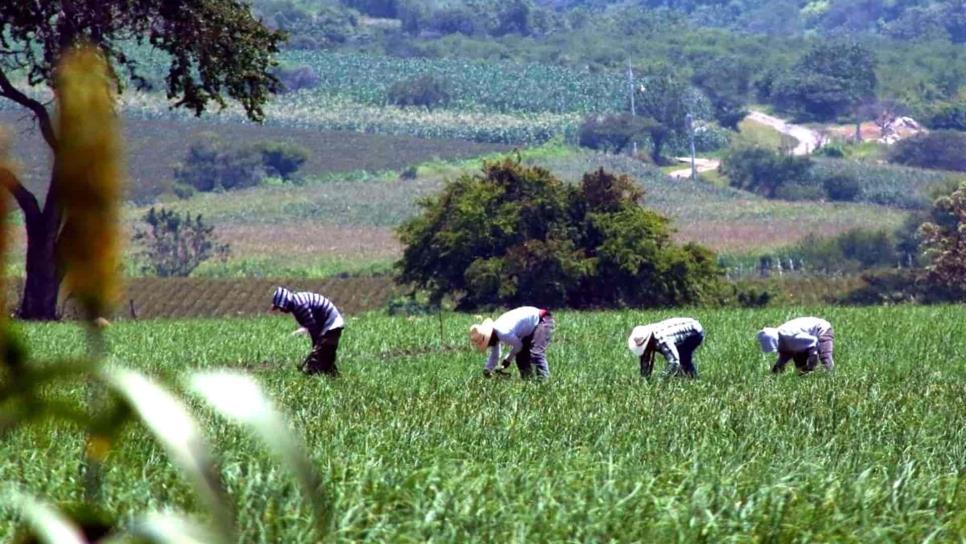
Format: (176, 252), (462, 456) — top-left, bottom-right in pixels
(634, 66), (691, 163)
(396, 160), (724, 308)
(256, 141), (310, 179)
(769, 40), (877, 122)
(691, 55), (753, 130)
(720, 147), (812, 199)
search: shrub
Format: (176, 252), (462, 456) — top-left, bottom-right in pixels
(816, 143), (846, 158)
(888, 131), (966, 172)
(134, 207), (231, 277)
(823, 174), (862, 201)
(256, 142), (309, 179)
(174, 135), (309, 191)
(396, 161), (724, 309)
(174, 134), (265, 192)
(792, 229), (898, 274)
(274, 65), (321, 93)
(387, 75), (451, 110)
(721, 147), (812, 199)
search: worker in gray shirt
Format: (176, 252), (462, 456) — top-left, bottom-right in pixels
(758, 316), (835, 374)
(470, 306), (554, 379)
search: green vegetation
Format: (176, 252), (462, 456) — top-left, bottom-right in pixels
(3, 305), (965, 540)
(397, 161), (723, 308)
(888, 131), (966, 172)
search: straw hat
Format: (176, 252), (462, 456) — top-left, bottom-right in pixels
(469, 319), (495, 352)
(757, 328), (779, 353)
(627, 325), (653, 357)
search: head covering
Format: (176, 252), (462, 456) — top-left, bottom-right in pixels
(627, 325), (654, 357)
(757, 328), (779, 353)
(469, 319), (495, 352)
(272, 286), (294, 311)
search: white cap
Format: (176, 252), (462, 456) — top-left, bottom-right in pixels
(627, 325), (653, 357)
(757, 328), (779, 353)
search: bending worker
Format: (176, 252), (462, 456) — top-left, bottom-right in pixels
(757, 316), (835, 374)
(470, 306), (554, 379)
(628, 317), (705, 378)
(271, 287), (345, 376)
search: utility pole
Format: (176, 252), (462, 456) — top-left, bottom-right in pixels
(628, 60), (638, 155)
(685, 112), (696, 181)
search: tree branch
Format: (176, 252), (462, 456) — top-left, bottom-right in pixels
(0, 69), (58, 150)
(0, 166), (42, 224)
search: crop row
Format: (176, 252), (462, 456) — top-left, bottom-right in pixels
(283, 50), (630, 115)
(6, 277), (399, 320)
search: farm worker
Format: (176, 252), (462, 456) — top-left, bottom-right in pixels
(627, 317), (705, 378)
(757, 316), (835, 374)
(271, 287), (345, 376)
(469, 306), (554, 379)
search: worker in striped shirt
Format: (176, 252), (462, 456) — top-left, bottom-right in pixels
(757, 316), (835, 374)
(627, 317), (705, 378)
(469, 306), (554, 379)
(271, 287), (345, 376)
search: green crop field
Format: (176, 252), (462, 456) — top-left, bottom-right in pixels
(3, 305), (965, 541)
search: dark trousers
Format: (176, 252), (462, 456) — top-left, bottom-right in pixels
(302, 328), (343, 376)
(641, 331), (704, 378)
(677, 331), (704, 377)
(793, 327), (835, 373)
(515, 314), (554, 379)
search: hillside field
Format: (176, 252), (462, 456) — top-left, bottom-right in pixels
(2, 305), (965, 541)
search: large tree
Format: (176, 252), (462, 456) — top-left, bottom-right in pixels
(0, 1), (284, 319)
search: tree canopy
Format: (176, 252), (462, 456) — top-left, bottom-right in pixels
(396, 160), (724, 309)
(0, 0), (284, 319)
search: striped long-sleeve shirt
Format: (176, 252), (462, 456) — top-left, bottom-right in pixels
(633, 317), (704, 369)
(277, 290), (344, 343)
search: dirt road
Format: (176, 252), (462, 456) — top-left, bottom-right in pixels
(745, 110), (822, 156)
(668, 157), (720, 179)
(666, 110), (822, 178)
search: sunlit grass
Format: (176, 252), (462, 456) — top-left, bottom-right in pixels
(3, 305), (965, 541)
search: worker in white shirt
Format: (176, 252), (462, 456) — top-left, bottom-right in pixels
(469, 306), (554, 379)
(757, 317), (835, 374)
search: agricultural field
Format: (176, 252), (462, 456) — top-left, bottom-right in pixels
(3, 305), (965, 541)
(135, 148), (905, 278)
(0, 110), (509, 203)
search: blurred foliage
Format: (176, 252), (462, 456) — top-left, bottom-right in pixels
(918, 181), (966, 290)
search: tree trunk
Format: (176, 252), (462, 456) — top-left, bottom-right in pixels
(18, 210), (60, 320)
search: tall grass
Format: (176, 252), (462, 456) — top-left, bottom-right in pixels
(2, 306), (964, 541)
